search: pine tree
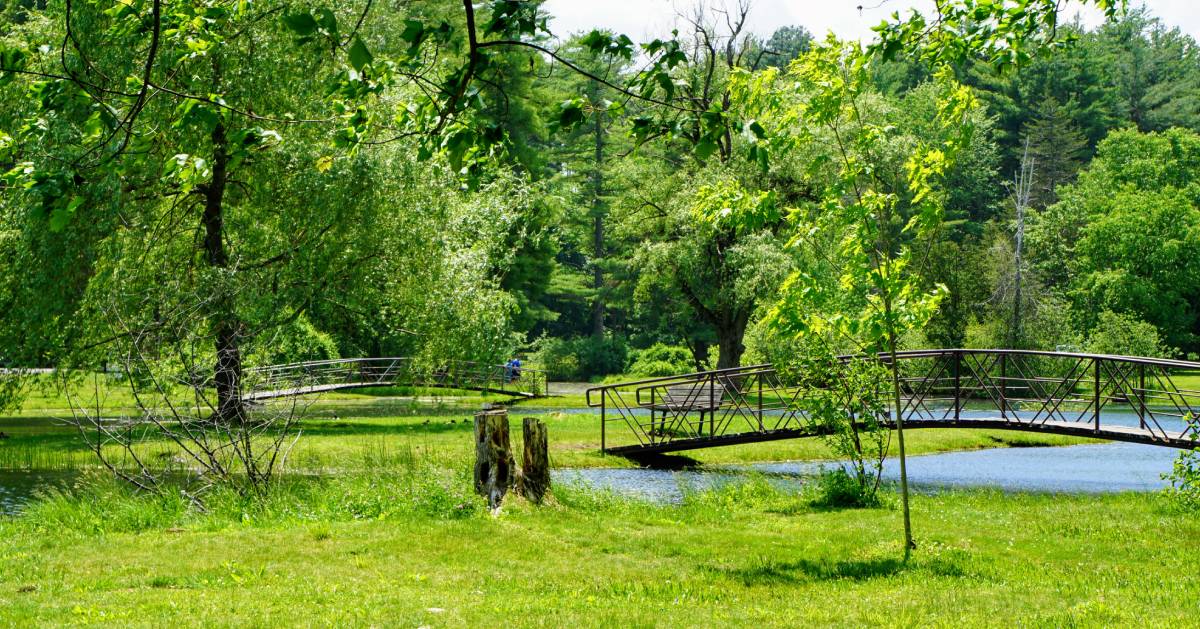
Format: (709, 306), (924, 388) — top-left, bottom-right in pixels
(1021, 99), (1089, 208)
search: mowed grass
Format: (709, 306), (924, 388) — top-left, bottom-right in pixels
(1, 381), (1194, 626)
(0, 474), (1196, 627)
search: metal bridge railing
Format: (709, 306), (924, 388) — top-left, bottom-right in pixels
(244, 357), (547, 399)
(587, 349), (1200, 454)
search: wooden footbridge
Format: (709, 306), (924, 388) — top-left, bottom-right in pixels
(587, 349), (1200, 457)
(244, 357), (546, 401)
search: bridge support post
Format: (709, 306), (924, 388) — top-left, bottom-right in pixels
(600, 392), (606, 454)
(953, 351), (961, 423)
(1094, 359), (1101, 433)
(1138, 364), (1146, 430)
(999, 353), (1007, 420)
(758, 376), (764, 432)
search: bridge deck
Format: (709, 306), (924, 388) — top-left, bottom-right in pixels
(603, 417), (1199, 457)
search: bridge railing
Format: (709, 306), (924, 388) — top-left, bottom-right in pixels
(244, 357), (546, 399)
(587, 349), (1200, 454)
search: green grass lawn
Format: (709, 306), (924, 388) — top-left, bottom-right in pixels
(1, 381), (1196, 626)
(1, 475), (1196, 627)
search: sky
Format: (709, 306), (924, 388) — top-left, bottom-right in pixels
(540, 1), (1200, 44)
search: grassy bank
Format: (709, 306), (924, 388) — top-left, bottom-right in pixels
(2, 392), (1096, 472)
(0, 470), (1196, 627)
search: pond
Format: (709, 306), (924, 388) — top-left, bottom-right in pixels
(554, 442), (1182, 504)
(0, 469), (79, 517)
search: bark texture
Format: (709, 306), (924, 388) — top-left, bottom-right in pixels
(473, 409), (514, 509)
(518, 417), (550, 504)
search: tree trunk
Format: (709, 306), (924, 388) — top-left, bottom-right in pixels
(715, 318), (747, 370)
(202, 120), (245, 423)
(590, 98), (606, 338)
(689, 340), (711, 372)
(518, 417), (549, 504)
(473, 409), (514, 509)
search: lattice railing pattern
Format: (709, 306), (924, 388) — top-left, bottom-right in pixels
(244, 357), (546, 399)
(588, 350), (1200, 454)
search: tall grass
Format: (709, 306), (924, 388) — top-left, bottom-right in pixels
(9, 454), (485, 536)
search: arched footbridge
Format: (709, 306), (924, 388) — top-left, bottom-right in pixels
(586, 349), (1200, 457)
(244, 357), (546, 401)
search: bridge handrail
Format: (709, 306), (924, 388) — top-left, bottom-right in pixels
(245, 357), (547, 378)
(630, 368), (782, 407)
(591, 348), (1200, 454)
(585, 364), (771, 408)
(883, 348), (1200, 371)
(586, 350), (1200, 409)
(244, 356), (548, 398)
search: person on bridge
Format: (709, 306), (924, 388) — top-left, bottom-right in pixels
(504, 358), (522, 383)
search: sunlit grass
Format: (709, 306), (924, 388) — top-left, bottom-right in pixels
(0, 474), (1195, 626)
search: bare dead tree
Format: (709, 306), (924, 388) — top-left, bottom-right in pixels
(59, 284), (317, 498)
(1009, 138), (1035, 348)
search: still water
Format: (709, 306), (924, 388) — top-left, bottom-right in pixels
(554, 442), (1181, 504)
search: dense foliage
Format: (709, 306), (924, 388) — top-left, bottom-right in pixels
(2, 0), (1194, 391)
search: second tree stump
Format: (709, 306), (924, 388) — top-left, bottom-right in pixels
(519, 417), (550, 503)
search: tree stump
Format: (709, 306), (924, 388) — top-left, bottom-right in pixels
(519, 417), (550, 504)
(473, 409), (514, 509)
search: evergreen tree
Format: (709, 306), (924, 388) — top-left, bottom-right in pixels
(1021, 99), (1089, 208)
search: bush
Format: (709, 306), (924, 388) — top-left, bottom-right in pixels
(1163, 430), (1200, 511)
(627, 343), (696, 377)
(531, 335), (627, 381)
(807, 468), (884, 509)
(1085, 310), (1176, 358)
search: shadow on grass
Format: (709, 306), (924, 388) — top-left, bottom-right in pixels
(720, 549), (976, 585)
(723, 557), (908, 585)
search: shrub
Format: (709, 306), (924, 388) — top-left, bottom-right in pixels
(530, 336), (580, 380)
(627, 343), (696, 377)
(807, 468), (884, 509)
(1085, 310), (1176, 358)
(531, 335), (627, 381)
(1163, 426), (1200, 511)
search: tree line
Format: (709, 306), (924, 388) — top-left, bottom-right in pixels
(1, 0), (1193, 398)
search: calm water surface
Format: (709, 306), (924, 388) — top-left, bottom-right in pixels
(554, 442), (1181, 504)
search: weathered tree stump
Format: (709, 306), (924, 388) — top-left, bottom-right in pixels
(519, 417), (550, 504)
(473, 409), (514, 509)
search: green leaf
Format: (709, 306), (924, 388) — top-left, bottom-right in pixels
(0, 46), (27, 86)
(654, 72), (674, 100)
(348, 36), (373, 71)
(400, 19), (426, 46)
(282, 12), (318, 36)
(551, 99), (586, 134)
(315, 8), (338, 37)
(442, 127), (475, 171)
(695, 139), (718, 160)
(49, 196), (84, 232)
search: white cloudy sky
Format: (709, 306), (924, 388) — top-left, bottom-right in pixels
(541, 1), (1199, 43)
